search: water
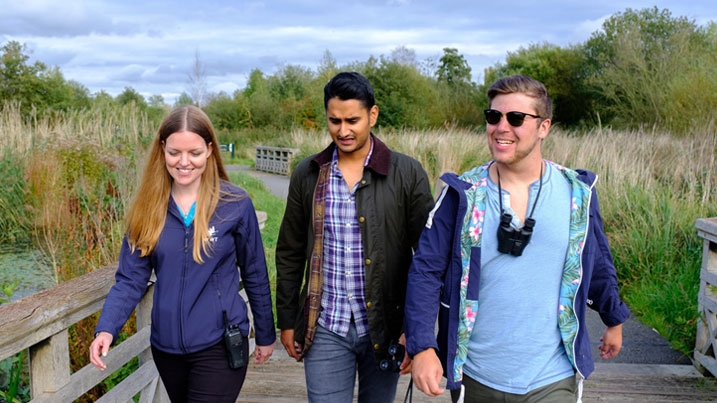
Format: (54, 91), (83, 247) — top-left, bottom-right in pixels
(0, 245), (55, 302)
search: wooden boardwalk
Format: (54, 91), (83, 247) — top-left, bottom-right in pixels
(236, 345), (717, 403)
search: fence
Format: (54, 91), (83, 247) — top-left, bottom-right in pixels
(254, 146), (297, 176)
(0, 264), (169, 402)
(0, 214), (265, 402)
(695, 217), (717, 376)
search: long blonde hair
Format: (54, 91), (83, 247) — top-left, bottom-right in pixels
(125, 105), (229, 263)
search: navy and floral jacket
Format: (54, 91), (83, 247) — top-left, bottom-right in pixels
(405, 161), (630, 390)
(96, 181), (276, 354)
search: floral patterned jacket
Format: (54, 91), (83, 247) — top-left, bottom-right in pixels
(405, 161), (630, 390)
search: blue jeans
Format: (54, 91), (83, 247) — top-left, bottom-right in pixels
(303, 323), (400, 403)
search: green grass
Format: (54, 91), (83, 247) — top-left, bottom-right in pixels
(229, 171), (286, 314)
(605, 185), (711, 355)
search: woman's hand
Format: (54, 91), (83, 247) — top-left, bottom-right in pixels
(89, 331), (114, 370)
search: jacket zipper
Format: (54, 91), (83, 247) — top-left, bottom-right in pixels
(179, 224), (190, 353)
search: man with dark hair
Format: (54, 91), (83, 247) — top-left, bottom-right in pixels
(405, 75), (630, 402)
(276, 71), (435, 402)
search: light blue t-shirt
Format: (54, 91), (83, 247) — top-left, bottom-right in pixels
(463, 162), (576, 394)
(175, 201), (196, 227)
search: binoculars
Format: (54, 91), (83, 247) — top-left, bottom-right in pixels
(497, 213), (535, 257)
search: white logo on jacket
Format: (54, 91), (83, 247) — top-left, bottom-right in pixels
(208, 226), (218, 243)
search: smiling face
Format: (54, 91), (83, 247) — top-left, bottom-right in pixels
(326, 97), (378, 158)
(162, 130), (212, 193)
(487, 92), (551, 169)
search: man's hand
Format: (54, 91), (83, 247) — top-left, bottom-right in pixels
(89, 331), (114, 371)
(398, 333), (412, 375)
(280, 329), (303, 361)
(411, 348), (445, 397)
(599, 324), (623, 359)
(253, 341), (276, 364)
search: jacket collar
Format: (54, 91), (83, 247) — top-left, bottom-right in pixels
(311, 133), (391, 176)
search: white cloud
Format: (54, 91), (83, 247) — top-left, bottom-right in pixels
(1, 0), (714, 104)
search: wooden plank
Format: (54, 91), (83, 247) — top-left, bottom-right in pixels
(96, 361), (158, 403)
(0, 264), (117, 362)
(236, 357), (717, 403)
(696, 217), (717, 243)
(31, 326), (151, 403)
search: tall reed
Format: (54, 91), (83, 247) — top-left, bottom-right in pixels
(1, 102), (158, 400)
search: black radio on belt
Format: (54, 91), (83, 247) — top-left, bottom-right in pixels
(223, 310), (246, 369)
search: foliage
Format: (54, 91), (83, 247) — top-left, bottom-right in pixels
(0, 41), (91, 119)
(583, 7), (717, 133)
(483, 43), (591, 127)
(204, 91), (247, 131)
(0, 351), (29, 403)
(436, 47), (472, 86)
(4, 6), (717, 135)
(363, 56), (443, 128)
(228, 171), (286, 299)
(606, 186), (708, 354)
(0, 152), (31, 244)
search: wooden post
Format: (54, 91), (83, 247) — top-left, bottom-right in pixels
(136, 274), (170, 403)
(29, 330), (71, 397)
(695, 217), (717, 376)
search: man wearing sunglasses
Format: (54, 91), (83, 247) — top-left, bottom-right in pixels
(404, 75), (630, 402)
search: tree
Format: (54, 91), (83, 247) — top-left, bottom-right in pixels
(583, 7), (717, 132)
(363, 56), (442, 128)
(316, 50), (338, 84)
(0, 41), (74, 116)
(436, 48), (472, 86)
(267, 64), (318, 128)
(147, 94), (166, 108)
(483, 43), (590, 127)
(433, 48), (482, 128)
(390, 45), (417, 67)
(115, 87), (147, 109)
(187, 49), (208, 107)
(204, 92), (243, 130)
(174, 92), (194, 107)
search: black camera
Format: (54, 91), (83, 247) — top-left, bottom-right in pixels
(379, 342), (405, 372)
(223, 311), (246, 369)
(497, 213), (535, 257)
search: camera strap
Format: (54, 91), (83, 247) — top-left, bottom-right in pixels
(403, 377), (413, 403)
(496, 161), (544, 224)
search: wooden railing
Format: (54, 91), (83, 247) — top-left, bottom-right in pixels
(0, 211), (267, 401)
(254, 146), (297, 175)
(696, 217), (717, 376)
(0, 264), (170, 402)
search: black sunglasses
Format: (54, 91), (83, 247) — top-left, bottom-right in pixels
(484, 109), (541, 127)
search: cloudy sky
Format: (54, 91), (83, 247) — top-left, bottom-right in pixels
(2, 0), (715, 104)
